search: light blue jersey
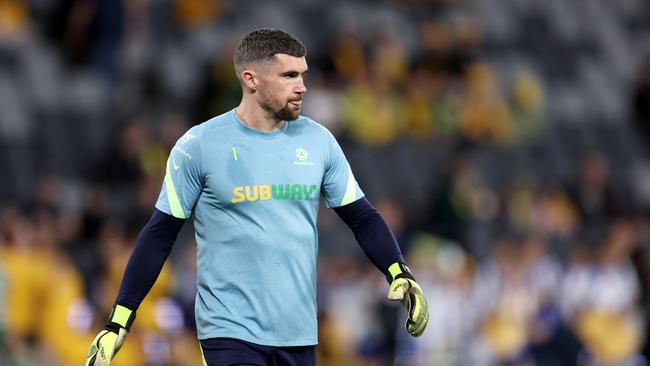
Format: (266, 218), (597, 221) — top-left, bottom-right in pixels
(155, 109), (363, 346)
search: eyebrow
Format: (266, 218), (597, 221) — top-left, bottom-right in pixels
(280, 69), (308, 77)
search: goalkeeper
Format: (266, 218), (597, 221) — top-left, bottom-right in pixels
(84, 28), (428, 366)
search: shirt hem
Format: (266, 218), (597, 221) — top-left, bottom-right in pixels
(197, 332), (318, 347)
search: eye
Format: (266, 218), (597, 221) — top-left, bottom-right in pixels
(282, 72), (298, 79)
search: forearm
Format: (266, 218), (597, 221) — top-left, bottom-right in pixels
(333, 197), (405, 283)
(115, 208), (185, 309)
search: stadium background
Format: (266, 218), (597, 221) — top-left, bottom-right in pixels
(1, 0), (650, 365)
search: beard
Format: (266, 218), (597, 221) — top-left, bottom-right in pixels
(259, 93), (301, 121)
(272, 105), (300, 121)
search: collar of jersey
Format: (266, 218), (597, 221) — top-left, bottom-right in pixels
(230, 109), (289, 140)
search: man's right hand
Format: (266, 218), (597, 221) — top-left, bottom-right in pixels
(84, 304), (135, 366)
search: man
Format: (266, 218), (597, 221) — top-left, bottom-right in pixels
(84, 28), (428, 366)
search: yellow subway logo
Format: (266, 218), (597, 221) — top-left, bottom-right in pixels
(231, 184), (318, 204)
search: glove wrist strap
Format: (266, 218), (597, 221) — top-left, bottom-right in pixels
(387, 261), (415, 282)
(107, 304), (136, 331)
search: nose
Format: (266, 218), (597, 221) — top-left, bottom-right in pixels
(295, 77), (306, 94)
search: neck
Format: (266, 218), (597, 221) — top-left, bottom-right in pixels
(235, 97), (284, 132)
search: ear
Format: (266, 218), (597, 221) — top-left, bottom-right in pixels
(241, 70), (258, 91)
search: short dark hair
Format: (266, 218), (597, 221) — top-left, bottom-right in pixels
(233, 28), (306, 78)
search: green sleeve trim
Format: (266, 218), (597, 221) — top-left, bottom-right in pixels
(165, 159), (186, 219)
(340, 164), (357, 206)
(111, 305), (133, 329)
(388, 262), (403, 281)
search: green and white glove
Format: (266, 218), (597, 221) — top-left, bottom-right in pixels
(84, 304), (136, 366)
(386, 262), (429, 337)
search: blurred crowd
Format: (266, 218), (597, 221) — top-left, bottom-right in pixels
(1, 0), (650, 365)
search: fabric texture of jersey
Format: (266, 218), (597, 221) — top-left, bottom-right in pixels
(155, 109), (364, 346)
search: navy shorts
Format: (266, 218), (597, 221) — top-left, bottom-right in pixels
(199, 338), (316, 366)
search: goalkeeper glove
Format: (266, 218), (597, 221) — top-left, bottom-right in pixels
(84, 304), (136, 366)
(386, 262), (429, 337)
